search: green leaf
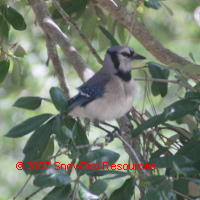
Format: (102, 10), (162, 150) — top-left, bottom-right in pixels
(0, 1), (6, 6)
(133, 99), (199, 137)
(195, 111), (200, 122)
(0, 59), (10, 83)
(150, 147), (169, 159)
(41, 137), (54, 159)
(81, 9), (98, 38)
(11, 60), (21, 86)
(177, 140), (200, 163)
(85, 170), (128, 177)
(117, 23), (127, 44)
(109, 177), (135, 200)
(62, 117), (76, 129)
(185, 91), (200, 103)
(5, 113), (53, 138)
(163, 99), (198, 121)
(0, 14), (9, 38)
(140, 189), (161, 200)
(80, 149), (120, 164)
(34, 165), (71, 187)
(173, 179), (189, 196)
(79, 149), (120, 176)
(90, 180), (107, 195)
(23, 120), (53, 162)
(148, 62), (170, 97)
(142, 175), (166, 186)
(73, 122), (89, 155)
(170, 160), (198, 177)
(13, 96), (42, 110)
(144, 0), (162, 9)
(141, 176), (175, 200)
(150, 155), (173, 168)
(182, 177), (200, 184)
(50, 87), (68, 112)
(42, 185), (71, 200)
(4, 6), (26, 30)
(14, 45), (26, 57)
(23, 121), (54, 175)
(53, 116), (70, 148)
(132, 113), (166, 136)
(99, 25), (119, 46)
(150, 140), (200, 174)
(52, 0), (88, 19)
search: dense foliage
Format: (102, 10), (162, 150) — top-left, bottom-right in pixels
(1, 0), (200, 199)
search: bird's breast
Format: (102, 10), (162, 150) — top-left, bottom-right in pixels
(83, 78), (137, 121)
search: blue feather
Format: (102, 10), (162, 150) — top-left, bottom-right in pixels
(68, 71), (110, 112)
(68, 85), (105, 110)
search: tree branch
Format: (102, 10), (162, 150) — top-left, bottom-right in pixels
(95, 0), (195, 66)
(45, 34), (70, 97)
(29, 0), (94, 82)
(13, 175), (32, 200)
(52, 0), (103, 65)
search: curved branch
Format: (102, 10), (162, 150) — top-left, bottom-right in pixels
(52, 0), (103, 65)
(29, 0), (94, 82)
(45, 34), (70, 97)
(95, 0), (195, 66)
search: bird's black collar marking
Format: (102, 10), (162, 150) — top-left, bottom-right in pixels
(108, 50), (131, 82)
(107, 51), (119, 69)
(115, 70), (131, 82)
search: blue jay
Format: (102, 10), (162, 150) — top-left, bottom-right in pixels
(68, 45), (145, 123)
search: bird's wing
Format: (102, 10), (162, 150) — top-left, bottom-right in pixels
(68, 72), (110, 111)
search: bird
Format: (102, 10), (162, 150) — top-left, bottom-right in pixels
(68, 45), (145, 124)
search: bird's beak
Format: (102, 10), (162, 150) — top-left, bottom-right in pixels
(132, 53), (146, 60)
(131, 53), (146, 71)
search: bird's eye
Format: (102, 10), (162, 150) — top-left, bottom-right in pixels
(121, 52), (131, 58)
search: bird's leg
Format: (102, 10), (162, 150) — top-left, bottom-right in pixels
(100, 121), (121, 134)
(93, 121), (116, 142)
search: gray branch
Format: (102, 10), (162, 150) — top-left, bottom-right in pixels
(95, 0), (195, 66)
(45, 34), (70, 98)
(52, 0), (103, 65)
(29, 0), (94, 82)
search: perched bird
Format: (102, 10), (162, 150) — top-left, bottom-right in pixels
(68, 45), (145, 122)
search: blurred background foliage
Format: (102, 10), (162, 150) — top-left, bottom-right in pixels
(0, 0), (200, 199)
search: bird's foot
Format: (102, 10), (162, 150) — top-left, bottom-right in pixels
(105, 127), (120, 143)
(105, 132), (115, 143)
(94, 121), (121, 143)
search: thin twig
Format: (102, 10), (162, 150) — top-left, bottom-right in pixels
(163, 123), (190, 140)
(45, 34), (70, 97)
(25, 188), (44, 200)
(68, 158), (76, 176)
(134, 77), (195, 91)
(134, 77), (178, 84)
(40, 97), (52, 102)
(13, 175), (32, 200)
(172, 189), (194, 200)
(132, 66), (148, 70)
(115, 131), (151, 176)
(50, 140), (107, 160)
(52, 0), (103, 65)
